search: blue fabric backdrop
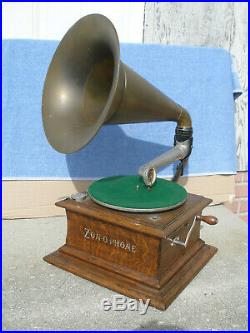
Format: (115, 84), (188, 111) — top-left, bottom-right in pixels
(3, 40), (239, 179)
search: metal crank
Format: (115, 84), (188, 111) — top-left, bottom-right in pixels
(167, 215), (218, 248)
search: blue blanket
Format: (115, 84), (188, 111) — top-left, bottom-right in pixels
(3, 40), (240, 180)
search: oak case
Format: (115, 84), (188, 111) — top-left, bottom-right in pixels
(44, 193), (217, 310)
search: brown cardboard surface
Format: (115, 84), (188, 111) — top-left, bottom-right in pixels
(3, 175), (235, 219)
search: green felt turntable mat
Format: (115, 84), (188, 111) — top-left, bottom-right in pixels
(88, 176), (187, 212)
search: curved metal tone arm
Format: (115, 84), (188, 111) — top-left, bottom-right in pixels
(138, 127), (193, 187)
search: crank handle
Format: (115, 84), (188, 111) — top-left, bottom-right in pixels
(167, 215), (218, 248)
(196, 215), (218, 225)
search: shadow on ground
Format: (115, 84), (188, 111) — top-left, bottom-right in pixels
(135, 320), (184, 331)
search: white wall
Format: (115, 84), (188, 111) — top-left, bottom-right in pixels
(2, 2), (145, 43)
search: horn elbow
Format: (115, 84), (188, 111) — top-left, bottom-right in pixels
(177, 108), (192, 128)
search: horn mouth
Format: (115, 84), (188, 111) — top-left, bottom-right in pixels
(42, 14), (120, 153)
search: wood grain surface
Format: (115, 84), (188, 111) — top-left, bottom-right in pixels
(55, 193), (211, 238)
(143, 2), (248, 170)
(44, 192), (218, 310)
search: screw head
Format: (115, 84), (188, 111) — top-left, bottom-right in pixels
(150, 215), (159, 221)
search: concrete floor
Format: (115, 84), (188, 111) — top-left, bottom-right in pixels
(3, 205), (248, 331)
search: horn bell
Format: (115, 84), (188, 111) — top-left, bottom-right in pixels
(42, 14), (121, 153)
(42, 14), (192, 154)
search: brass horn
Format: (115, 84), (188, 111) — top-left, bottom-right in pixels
(42, 14), (193, 186)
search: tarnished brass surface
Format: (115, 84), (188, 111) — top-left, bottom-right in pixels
(42, 14), (192, 154)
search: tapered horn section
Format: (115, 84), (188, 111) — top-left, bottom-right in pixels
(42, 14), (192, 154)
(106, 63), (192, 128)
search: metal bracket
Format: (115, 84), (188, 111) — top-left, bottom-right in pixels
(58, 192), (88, 202)
(71, 192), (88, 202)
(167, 216), (198, 248)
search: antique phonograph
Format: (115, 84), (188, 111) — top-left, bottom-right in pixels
(42, 14), (218, 310)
